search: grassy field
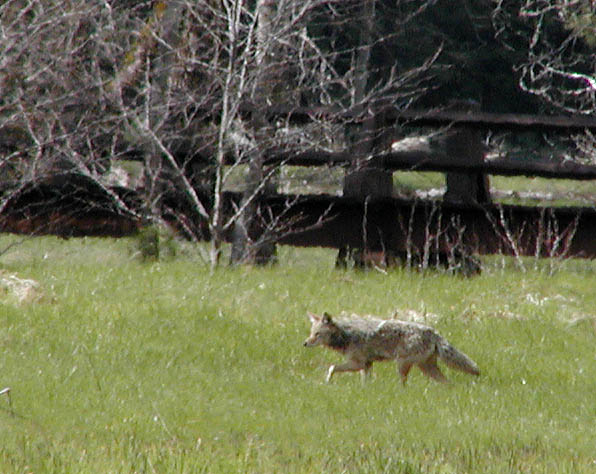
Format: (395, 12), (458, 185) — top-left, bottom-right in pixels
(1, 234), (595, 472)
(392, 171), (596, 207)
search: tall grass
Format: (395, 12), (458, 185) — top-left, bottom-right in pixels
(0, 235), (595, 472)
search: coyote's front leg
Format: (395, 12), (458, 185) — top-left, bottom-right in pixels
(326, 359), (368, 383)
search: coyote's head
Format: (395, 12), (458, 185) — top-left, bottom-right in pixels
(303, 312), (340, 348)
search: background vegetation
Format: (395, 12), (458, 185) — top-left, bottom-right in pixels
(1, 235), (595, 472)
(2, 1), (595, 267)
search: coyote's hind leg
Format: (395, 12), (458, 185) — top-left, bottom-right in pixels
(359, 361), (373, 384)
(398, 362), (413, 385)
(418, 355), (449, 383)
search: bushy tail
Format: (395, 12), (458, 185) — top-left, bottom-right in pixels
(437, 337), (480, 376)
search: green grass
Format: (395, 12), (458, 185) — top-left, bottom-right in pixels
(1, 235), (596, 472)
(393, 171), (596, 207)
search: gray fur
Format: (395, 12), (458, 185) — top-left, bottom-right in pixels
(304, 311), (480, 384)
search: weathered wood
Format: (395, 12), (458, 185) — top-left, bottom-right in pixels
(394, 108), (596, 132)
(261, 194), (596, 259)
(382, 152), (596, 180)
(263, 148), (596, 180)
(2, 178), (595, 260)
(343, 169), (393, 199)
(439, 110), (490, 205)
(258, 103), (596, 132)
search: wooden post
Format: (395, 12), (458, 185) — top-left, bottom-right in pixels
(339, 115), (394, 268)
(441, 101), (490, 205)
(442, 126), (491, 204)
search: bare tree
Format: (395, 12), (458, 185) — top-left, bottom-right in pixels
(0, 0), (333, 267)
(494, 0), (595, 114)
(1, 0), (443, 269)
(492, 1), (596, 162)
(229, 0), (279, 265)
(0, 0), (140, 219)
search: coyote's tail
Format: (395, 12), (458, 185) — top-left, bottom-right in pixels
(437, 337), (480, 376)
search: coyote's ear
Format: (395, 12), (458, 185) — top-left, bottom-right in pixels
(307, 311), (320, 323)
(322, 312), (333, 324)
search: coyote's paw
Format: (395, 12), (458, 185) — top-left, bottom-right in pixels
(325, 365), (336, 383)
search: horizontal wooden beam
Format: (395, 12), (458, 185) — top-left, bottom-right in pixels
(2, 175), (595, 260)
(388, 108), (596, 132)
(263, 148), (596, 180)
(260, 102), (596, 132)
(252, 193), (596, 259)
(381, 152), (596, 180)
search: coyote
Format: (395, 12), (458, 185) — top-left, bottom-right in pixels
(303, 312), (480, 384)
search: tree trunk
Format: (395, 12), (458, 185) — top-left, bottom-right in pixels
(230, 0), (277, 265)
(338, 0), (393, 266)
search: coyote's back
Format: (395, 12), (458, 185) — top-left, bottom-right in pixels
(303, 311), (480, 384)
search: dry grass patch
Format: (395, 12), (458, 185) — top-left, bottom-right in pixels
(0, 270), (48, 305)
